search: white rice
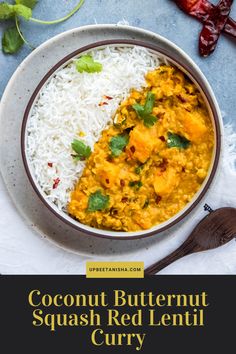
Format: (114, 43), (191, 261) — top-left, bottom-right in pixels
(27, 46), (162, 210)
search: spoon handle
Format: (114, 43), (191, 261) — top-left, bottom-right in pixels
(145, 238), (199, 275)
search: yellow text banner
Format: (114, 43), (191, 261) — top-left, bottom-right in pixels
(86, 262), (144, 278)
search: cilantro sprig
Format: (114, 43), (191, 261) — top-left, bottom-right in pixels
(87, 190), (110, 212)
(167, 132), (190, 149)
(0, 0), (85, 54)
(132, 92), (157, 128)
(71, 139), (91, 161)
(109, 133), (129, 157)
(76, 55), (103, 73)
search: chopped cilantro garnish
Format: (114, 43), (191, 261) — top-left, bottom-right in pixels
(76, 55), (103, 73)
(143, 198), (149, 209)
(135, 164), (144, 175)
(129, 181), (143, 190)
(167, 132), (190, 149)
(132, 92), (157, 127)
(87, 190), (109, 212)
(109, 134), (129, 157)
(71, 139), (91, 161)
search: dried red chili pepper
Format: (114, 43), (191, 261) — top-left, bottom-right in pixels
(174, 0), (236, 38)
(199, 0), (233, 56)
(47, 162), (53, 167)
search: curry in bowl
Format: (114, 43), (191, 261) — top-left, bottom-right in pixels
(68, 65), (214, 231)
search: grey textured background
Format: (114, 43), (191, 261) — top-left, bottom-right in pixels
(0, 0), (236, 130)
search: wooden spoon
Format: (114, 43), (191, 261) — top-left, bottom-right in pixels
(145, 207), (236, 275)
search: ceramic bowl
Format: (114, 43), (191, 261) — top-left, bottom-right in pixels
(21, 39), (222, 239)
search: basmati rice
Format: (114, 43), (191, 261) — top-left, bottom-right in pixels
(27, 46), (162, 210)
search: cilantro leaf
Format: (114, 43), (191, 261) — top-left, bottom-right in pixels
(0, 3), (15, 20)
(2, 26), (23, 54)
(142, 114), (157, 127)
(76, 55), (103, 73)
(15, 0), (38, 9)
(144, 91), (155, 114)
(109, 134), (129, 157)
(14, 4), (32, 20)
(71, 139), (92, 161)
(87, 190), (110, 212)
(135, 164), (144, 175)
(0, 2), (32, 21)
(129, 180), (143, 190)
(143, 198), (149, 209)
(132, 92), (157, 128)
(167, 132), (190, 149)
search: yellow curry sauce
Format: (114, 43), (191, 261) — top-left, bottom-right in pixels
(68, 65), (214, 231)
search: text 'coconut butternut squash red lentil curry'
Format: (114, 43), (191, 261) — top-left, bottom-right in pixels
(68, 65), (214, 231)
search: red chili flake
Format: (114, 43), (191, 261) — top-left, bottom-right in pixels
(98, 102), (109, 107)
(184, 107), (192, 112)
(159, 136), (166, 142)
(105, 178), (110, 185)
(130, 146), (136, 153)
(53, 178), (60, 189)
(155, 196), (162, 205)
(157, 112), (165, 120)
(159, 158), (168, 172)
(110, 208), (118, 216)
(120, 179), (125, 187)
(103, 95), (113, 100)
(121, 197), (129, 203)
(176, 94), (187, 103)
(48, 162), (53, 168)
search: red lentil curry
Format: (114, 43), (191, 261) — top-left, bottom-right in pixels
(68, 65), (214, 231)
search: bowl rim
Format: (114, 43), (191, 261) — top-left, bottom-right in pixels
(21, 38), (222, 240)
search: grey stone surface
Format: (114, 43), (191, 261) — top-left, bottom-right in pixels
(0, 0), (236, 128)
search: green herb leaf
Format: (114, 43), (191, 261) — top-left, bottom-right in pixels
(2, 26), (24, 54)
(132, 92), (157, 128)
(14, 4), (32, 20)
(135, 164), (144, 175)
(167, 132), (190, 149)
(71, 139), (92, 161)
(143, 198), (149, 209)
(129, 180), (143, 190)
(109, 134), (129, 157)
(0, 2), (15, 20)
(76, 55), (103, 73)
(87, 190), (110, 212)
(144, 91), (156, 114)
(142, 114), (157, 127)
(15, 0), (38, 9)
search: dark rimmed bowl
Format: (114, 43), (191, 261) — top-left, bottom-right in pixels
(21, 38), (222, 240)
